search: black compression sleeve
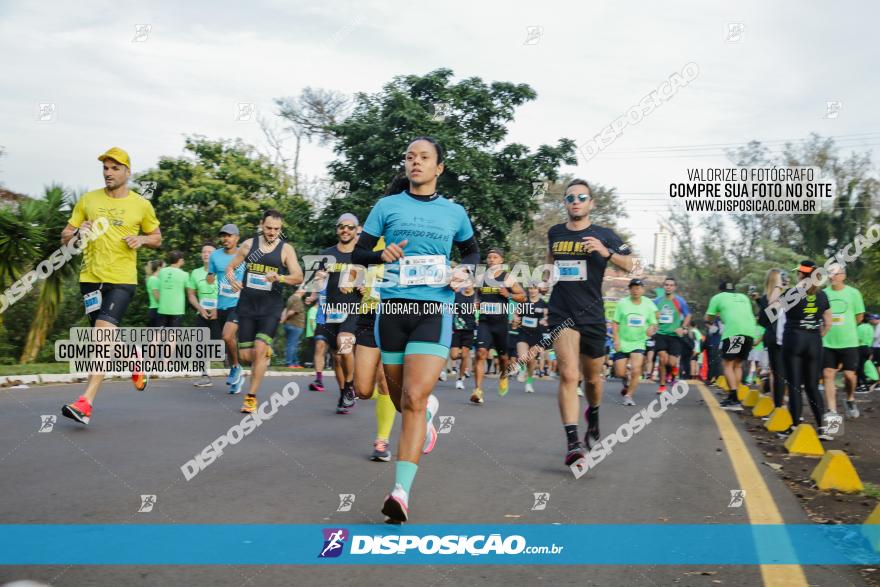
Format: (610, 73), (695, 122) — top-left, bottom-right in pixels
(352, 232), (383, 265)
(455, 235), (480, 267)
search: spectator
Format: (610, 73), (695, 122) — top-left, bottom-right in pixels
(282, 289), (307, 369)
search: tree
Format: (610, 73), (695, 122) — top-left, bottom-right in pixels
(18, 185), (80, 362)
(292, 69), (577, 251)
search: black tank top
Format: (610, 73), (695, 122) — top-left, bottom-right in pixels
(478, 270), (509, 323)
(238, 235), (286, 316)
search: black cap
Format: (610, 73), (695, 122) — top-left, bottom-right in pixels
(719, 281), (735, 292)
(487, 248), (504, 258)
(795, 260), (818, 274)
(628, 278), (644, 287)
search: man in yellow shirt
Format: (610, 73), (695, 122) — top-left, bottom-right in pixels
(60, 147), (162, 425)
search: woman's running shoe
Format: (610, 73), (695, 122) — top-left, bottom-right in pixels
(565, 441), (586, 466)
(382, 484), (409, 524)
(423, 395), (439, 454)
(61, 396), (92, 425)
(470, 388), (484, 404)
(371, 439), (391, 462)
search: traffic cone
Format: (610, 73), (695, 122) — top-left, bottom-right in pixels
(765, 407), (793, 432)
(717, 375), (728, 391)
(810, 450), (863, 493)
(752, 395), (774, 417)
(742, 387), (761, 407)
(784, 424), (825, 457)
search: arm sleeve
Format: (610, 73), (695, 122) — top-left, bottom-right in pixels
(352, 232), (384, 266)
(455, 235), (480, 267)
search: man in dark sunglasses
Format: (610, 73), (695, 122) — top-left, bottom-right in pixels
(545, 179), (634, 469)
(305, 213), (363, 413)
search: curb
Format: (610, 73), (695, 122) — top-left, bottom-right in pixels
(0, 369), (335, 388)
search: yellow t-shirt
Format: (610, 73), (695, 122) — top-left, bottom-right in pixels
(69, 188), (160, 284)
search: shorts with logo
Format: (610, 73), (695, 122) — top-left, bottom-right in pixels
(237, 314), (281, 348)
(316, 312), (360, 351)
(375, 298), (452, 364)
(80, 283), (135, 327)
(720, 335), (754, 361)
(823, 346), (858, 371)
(451, 329), (475, 349)
(654, 333), (681, 357)
(477, 319), (508, 355)
(217, 307), (239, 326)
(612, 349), (646, 362)
(549, 321), (607, 359)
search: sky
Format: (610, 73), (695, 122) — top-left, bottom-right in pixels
(1, 0), (878, 262)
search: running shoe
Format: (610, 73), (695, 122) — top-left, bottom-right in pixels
(229, 373), (246, 395)
(340, 385), (357, 409)
(564, 441), (587, 466)
(576, 385), (584, 397)
(241, 394), (257, 414)
(226, 365), (242, 387)
(131, 346), (148, 391)
(470, 388), (484, 404)
(516, 370), (527, 383)
(193, 376), (212, 387)
(817, 426), (834, 441)
(439, 369), (447, 382)
(455, 379), (465, 390)
(524, 382), (535, 393)
(620, 384), (628, 396)
(61, 395), (92, 425)
(657, 384), (666, 394)
(423, 394), (439, 454)
(845, 400), (860, 419)
(719, 397), (743, 411)
(856, 384), (871, 395)
(308, 380), (325, 392)
(336, 392), (352, 415)
(622, 396), (636, 407)
(382, 484), (409, 524)
(585, 407), (600, 449)
(498, 377), (509, 397)
(371, 439), (391, 462)
(776, 426), (795, 439)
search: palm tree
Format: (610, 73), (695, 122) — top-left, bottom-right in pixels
(19, 185), (79, 363)
(0, 199), (42, 334)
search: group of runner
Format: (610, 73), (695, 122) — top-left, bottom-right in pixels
(56, 140), (877, 524)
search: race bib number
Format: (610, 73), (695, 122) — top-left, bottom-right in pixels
(627, 315), (644, 328)
(399, 255), (447, 286)
(832, 313), (845, 326)
(326, 310), (347, 324)
(246, 273), (272, 291)
(219, 281), (240, 299)
(659, 308), (673, 324)
(554, 260), (586, 282)
(481, 302), (503, 315)
(83, 290), (101, 314)
(522, 316), (538, 328)
(200, 297), (218, 310)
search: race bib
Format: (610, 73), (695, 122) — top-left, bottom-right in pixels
(659, 308), (673, 324)
(246, 273), (272, 291)
(399, 255), (447, 286)
(200, 297), (218, 310)
(326, 310), (347, 324)
(627, 315), (644, 328)
(481, 302), (503, 315)
(219, 282), (240, 299)
(522, 316), (538, 328)
(832, 313), (845, 326)
(554, 260), (587, 282)
(83, 290), (101, 314)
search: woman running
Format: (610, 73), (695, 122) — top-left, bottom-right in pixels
(352, 136), (479, 523)
(757, 268), (786, 408)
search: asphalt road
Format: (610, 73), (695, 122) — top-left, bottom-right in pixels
(0, 372), (868, 586)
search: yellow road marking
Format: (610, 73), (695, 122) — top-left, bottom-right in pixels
(695, 381), (808, 587)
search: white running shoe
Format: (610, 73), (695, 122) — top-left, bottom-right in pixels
(524, 382), (535, 393)
(455, 379), (465, 390)
(622, 396), (636, 406)
(382, 483), (409, 524)
(576, 385), (584, 397)
(439, 369), (447, 382)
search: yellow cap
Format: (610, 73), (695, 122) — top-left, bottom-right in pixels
(98, 147), (131, 169)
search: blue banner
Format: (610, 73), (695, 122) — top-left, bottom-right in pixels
(2, 524), (879, 565)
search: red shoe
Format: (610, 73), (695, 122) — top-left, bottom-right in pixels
(131, 347), (148, 391)
(657, 385), (666, 394)
(61, 395), (92, 425)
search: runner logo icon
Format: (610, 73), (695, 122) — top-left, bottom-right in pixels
(319, 528), (349, 558)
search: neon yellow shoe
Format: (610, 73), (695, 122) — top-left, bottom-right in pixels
(498, 376), (509, 397)
(241, 394), (257, 414)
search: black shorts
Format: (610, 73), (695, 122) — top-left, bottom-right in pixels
(316, 312), (360, 351)
(80, 283), (135, 327)
(238, 314), (281, 349)
(549, 321), (607, 359)
(654, 334), (681, 357)
(517, 329), (542, 348)
(507, 332), (520, 358)
(195, 314), (221, 340)
(823, 346), (859, 371)
(217, 307), (239, 326)
(612, 349), (646, 362)
(147, 308), (160, 327)
(477, 320), (508, 355)
(156, 314), (183, 328)
(720, 335), (754, 361)
(451, 329), (475, 349)
(375, 298), (452, 364)
(645, 337), (656, 351)
(355, 311), (377, 349)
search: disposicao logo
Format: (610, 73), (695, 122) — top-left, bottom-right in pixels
(318, 528), (348, 558)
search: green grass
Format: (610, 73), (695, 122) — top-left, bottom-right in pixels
(863, 482), (880, 500)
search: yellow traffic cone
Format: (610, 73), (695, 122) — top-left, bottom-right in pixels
(784, 424), (825, 457)
(765, 407), (793, 432)
(752, 395), (774, 417)
(717, 375), (728, 391)
(810, 450), (863, 493)
(742, 388), (761, 407)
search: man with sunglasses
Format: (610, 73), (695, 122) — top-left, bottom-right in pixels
(546, 179), (633, 468)
(306, 213), (363, 414)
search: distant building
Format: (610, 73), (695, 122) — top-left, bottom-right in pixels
(653, 226), (674, 271)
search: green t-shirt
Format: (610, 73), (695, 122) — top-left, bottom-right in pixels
(305, 305), (318, 338)
(187, 266), (219, 306)
(824, 285), (865, 349)
(613, 296), (658, 353)
(858, 322), (874, 347)
(146, 274), (160, 309)
(706, 292), (756, 340)
(691, 328), (702, 354)
(157, 266), (189, 316)
(753, 325), (766, 351)
(655, 295), (686, 335)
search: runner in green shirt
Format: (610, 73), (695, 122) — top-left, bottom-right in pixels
(822, 267), (865, 417)
(156, 250), (189, 327)
(187, 244), (219, 386)
(857, 320), (875, 392)
(653, 277), (692, 393)
(705, 281), (757, 410)
(611, 279), (659, 405)
(144, 259), (164, 327)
